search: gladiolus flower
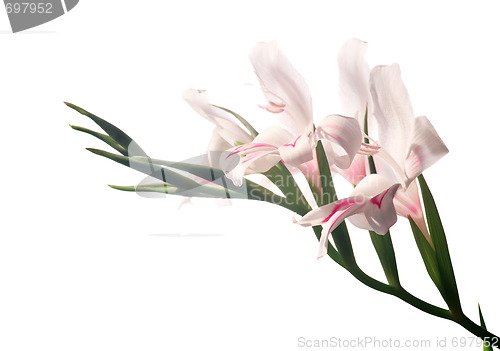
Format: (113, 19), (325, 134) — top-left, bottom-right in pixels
(298, 174), (400, 258)
(224, 41), (363, 186)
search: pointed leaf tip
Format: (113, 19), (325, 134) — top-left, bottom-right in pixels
(478, 304), (493, 351)
(64, 101), (82, 112)
(212, 105), (259, 137)
(108, 184), (132, 191)
(418, 175), (460, 311)
(409, 215), (442, 295)
(65, 102), (148, 157)
(478, 303), (488, 329)
(70, 125), (128, 155)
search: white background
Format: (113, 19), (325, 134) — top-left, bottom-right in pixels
(1, 1), (499, 350)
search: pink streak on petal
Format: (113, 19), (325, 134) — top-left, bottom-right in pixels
(258, 101), (286, 114)
(405, 147), (422, 179)
(322, 197), (364, 223)
(227, 143), (277, 158)
(269, 101), (286, 108)
(327, 209), (351, 233)
(370, 187), (392, 209)
(259, 104), (285, 113)
(283, 135), (301, 147)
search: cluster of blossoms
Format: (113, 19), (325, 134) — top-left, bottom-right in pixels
(67, 38), (498, 344)
(183, 39), (448, 259)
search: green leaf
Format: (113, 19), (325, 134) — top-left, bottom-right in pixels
(361, 110), (400, 286)
(479, 304), (494, 351)
(331, 222), (357, 268)
(409, 216), (443, 294)
(315, 141), (353, 266)
(87, 148), (245, 199)
(68, 102), (306, 211)
(244, 178), (282, 202)
(362, 110), (400, 286)
(65, 102), (147, 157)
(145, 156), (289, 207)
(369, 230), (400, 287)
(213, 105), (259, 138)
(70, 125), (127, 155)
(363, 107), (377, 175)
(87, 148), (294, 209)
(263, 162), (310, 214)
(109, 182), (231, 198)
(141, 158), (293, 209)
(67, 101), (261, 191)
(418, 174), (461, 312)
(316, 141), (337, 207)
(132, 156), (226, 183)
(109, 183), (172, 194)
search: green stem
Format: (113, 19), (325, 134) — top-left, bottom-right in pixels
(453, 313), (500, 345)
(318, 224), (500, 346)
(349, 264), (452, 319)
(331, 237), (451, 320)
(363, 109), (400, 287)
(316, 140), (337, 207)
(369, 230), (401, 287)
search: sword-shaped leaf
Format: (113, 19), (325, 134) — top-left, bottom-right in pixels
(315, 140), (350, 265)
(109, 183), (234, 199)
(418, 174), (461, 312)
(65, 102), (147, 157)
(86, 148), (244, 199)
(409, 216), (442, 295)
(362, 112), (400, 286)
(316, 140), (336, 207)
(479, 304), (494, 351)
(68, 104), (297, 209)
(213, 105), (259, 138)
(132, 156), (226, 183)
(69, 124), (127, 155)
(370, 230), (400, 287)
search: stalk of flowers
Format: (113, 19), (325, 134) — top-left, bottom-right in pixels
(183, 42), (363, 205)
(330, 39), (447, 240)
(67, 39), (499, 348)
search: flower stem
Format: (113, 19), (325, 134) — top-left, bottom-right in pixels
(452, 312), (500, 345)
(330, 245), (500, 347)
(337, 250), (451, 319)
